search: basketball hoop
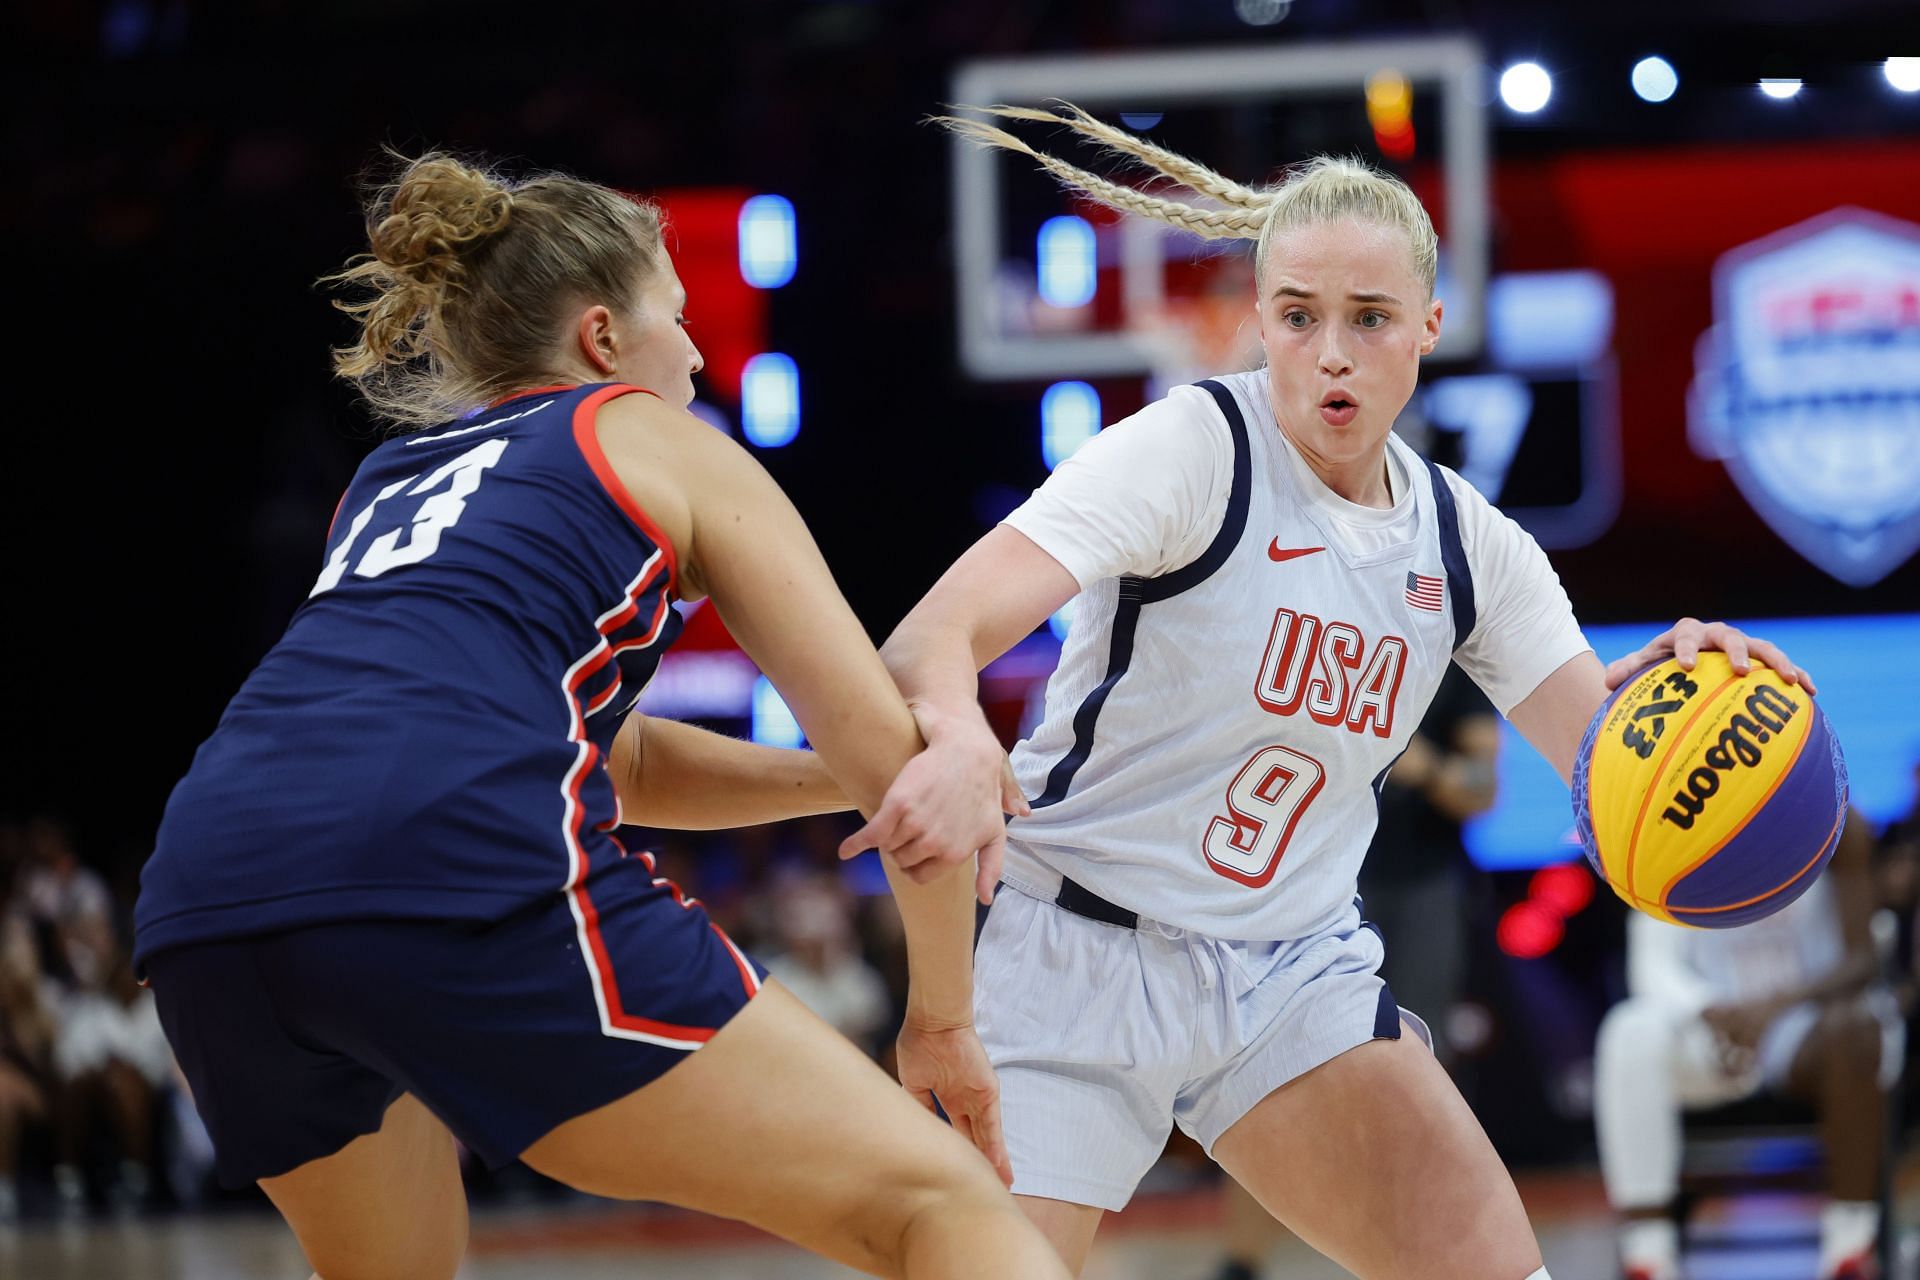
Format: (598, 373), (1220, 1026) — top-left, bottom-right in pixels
(1138, 254), (1264, 395)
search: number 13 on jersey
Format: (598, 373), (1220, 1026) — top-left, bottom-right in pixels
(1203, 745), (1326, 888)
(311, 438), (511, 596)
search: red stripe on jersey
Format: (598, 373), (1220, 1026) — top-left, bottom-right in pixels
(325, 489), (350, 542)
(614, 594), (674, 654)
(569, 833), (717, 1044)
(571, 385), (678, 593)
(711, 923), (763, 998)
(489, 383), (580, 408)
(584, 677), (624, 718)
(559, 558), (745, 1045)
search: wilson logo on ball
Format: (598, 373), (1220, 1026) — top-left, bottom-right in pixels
(1572, 652), (1846, 929)
(1660, 684), (1800, 832)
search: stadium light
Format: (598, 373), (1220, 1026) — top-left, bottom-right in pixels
(737, 195), (796, 289)
(1887, 58), (1920, 94)
(1759, 78), (1803, 100)
(1233, 0), (1291, 26)
(1037, 215), (1097, 309)
(741, 353), (800, 447)
(1497, 900), (1565, 959)
(751, 676), (804, 748)
(1631, 56), (1678, 103)
(1499, 62), (1552, 114)
(1049, 598), (1076, 641)
(1041, 381), (1101, 471)
(1366, 69), (1417, 160)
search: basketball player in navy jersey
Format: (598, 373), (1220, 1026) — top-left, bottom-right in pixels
(855, 105), (1818, 1279)
(134, 154), (1066, 1280)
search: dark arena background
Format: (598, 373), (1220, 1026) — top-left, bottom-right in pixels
(6, 2), (1920, 1277)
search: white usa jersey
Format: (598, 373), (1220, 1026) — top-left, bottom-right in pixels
(1002, 369), (1589, 943)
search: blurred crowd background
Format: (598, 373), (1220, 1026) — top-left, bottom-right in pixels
(5, 2), (1920, 1271)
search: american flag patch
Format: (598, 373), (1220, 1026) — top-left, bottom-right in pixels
(1406, 571), (1444, 612)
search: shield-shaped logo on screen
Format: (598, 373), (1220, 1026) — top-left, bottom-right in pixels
(1689, 207), (1920, 587)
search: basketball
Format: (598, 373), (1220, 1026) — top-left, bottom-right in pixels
(1574, 652), (1848, 929)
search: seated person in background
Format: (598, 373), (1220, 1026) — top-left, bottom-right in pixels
(0, 888), (57, 1222)
(48, 944), (174, 1212)
(760, 876), (891, 1057)
(1874, 760), (1920, 1013)
(19, 819), (115, 991)
(1594, 808), (1895, 1280)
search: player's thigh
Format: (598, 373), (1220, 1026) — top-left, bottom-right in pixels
(1013, 1195), (1104, 1274)
(1782, 1001), (1883, 1098)
(1212, 1026), (1541, 1280)
(520, 980), (1015, 1273)
(258, 1092), (467, 1280)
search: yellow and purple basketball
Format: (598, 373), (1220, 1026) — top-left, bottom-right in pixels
(1573, 652), (1847, 929)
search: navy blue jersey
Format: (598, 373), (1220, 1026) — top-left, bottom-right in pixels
(136, 384), (686, 966)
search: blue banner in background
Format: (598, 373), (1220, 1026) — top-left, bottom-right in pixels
(1465, 613), (1920, 870)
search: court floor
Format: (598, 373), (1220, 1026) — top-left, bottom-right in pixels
(7, 1170), (1911, 1280)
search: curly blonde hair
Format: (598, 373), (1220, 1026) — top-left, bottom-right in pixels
(322, 151), (664, 428)
(934, 103), (1438, 298)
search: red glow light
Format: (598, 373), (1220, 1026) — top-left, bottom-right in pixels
(1529, 862), (1595, 918)
(1497, 901), (1565, 959)
(1373, 120), (1417, 162)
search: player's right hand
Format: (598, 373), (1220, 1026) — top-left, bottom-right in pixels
(1602, 618), (1816, 693)
(838, 701), (1031, 904)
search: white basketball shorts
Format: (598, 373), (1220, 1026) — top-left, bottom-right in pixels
(973, 878), (1429, 1210)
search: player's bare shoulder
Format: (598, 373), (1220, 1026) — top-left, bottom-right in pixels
(587, 392), (710, 581)
(591, 390), (784, 600)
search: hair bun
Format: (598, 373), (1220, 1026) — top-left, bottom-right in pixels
(367, 155), (514, 288)
(324, 149), (664, 428)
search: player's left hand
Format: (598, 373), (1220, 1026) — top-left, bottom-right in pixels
(1602, 618), (1817, 694)
(896, 1016), (1014, 1187)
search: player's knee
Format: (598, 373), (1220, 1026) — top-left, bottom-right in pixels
(849, 1151), (1011, 1276)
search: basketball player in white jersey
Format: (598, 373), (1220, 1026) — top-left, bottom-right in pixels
(1597, 810), (1895, 1280)
(841, 105), (1817, 1279)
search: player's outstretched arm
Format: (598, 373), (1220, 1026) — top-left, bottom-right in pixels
(872, 525), (1082, 837)
(607, 714), (852, 830)
(1508, 618), (1814, 787)
(591, 393), (1014, 1176)
(590, 392), (940, 852)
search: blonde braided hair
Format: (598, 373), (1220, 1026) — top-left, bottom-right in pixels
(958, 102), (1269, 212)
(934, 102), (1437, 297)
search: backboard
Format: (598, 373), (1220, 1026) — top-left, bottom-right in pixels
(948, 38), (1491, 381)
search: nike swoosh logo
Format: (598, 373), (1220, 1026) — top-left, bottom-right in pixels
(1268, 541), (1327, 562)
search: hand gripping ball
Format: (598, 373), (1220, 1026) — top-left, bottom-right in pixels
(1573, 652), (1847, 928)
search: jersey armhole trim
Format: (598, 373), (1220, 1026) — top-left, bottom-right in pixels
(324, 488), (348, 543)
(1030, 577), (1146, 809)
(571, 384), (678, 592)
(1423, 459), (1478, 650)
(1138, 378), (1252, 604)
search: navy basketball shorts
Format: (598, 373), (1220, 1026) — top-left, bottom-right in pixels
(147, 857), (764, 1187)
